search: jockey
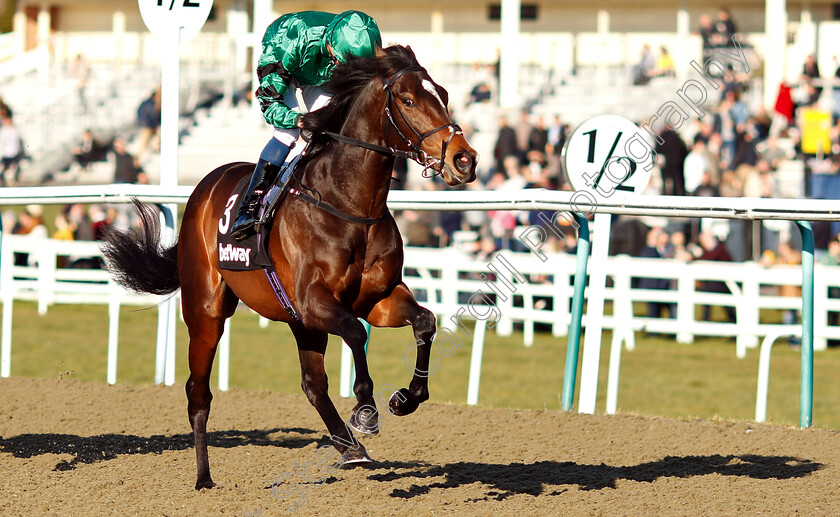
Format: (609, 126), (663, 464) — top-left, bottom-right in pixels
(230, 10), (382, 241)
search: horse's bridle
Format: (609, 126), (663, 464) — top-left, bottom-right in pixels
(291, 65), (463, 226)
(381, 65), (462, 177)
(322, 65), (463, 177)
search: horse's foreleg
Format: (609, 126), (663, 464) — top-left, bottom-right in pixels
(366, 283), (435, 416)
(290, 323), (372, 466)
(297, 284), (379, 437)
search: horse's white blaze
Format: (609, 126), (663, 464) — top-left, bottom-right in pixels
(422, 79), (446, 110)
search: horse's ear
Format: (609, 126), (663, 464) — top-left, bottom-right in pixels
(375, 46), (387, 58)
(403, 45), (418, 62)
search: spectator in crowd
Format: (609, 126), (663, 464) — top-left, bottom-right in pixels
(757, 135), (789, 169)
(527, 115), (549, 169)
(112, 137), (147, 185)
(52, 212), (75, 241)
(399, 209), (441, 248)
(70, 129), (107, 172)
(136, 89), (161, 157)
(12, 205), (46, 237)
(718, 169), (743, 197)
(637, 227), (674, 322)
(0, 115), (22, 186)
(684, 137), (711, 194)
(802, 54), (821, 85)
(761, 241), (802, 346)
(695, 232), (737, 323)
(514, 110), (533, 165)
(493, 115), (518, 175)
(792, 57), (823, 115)
(832, 55), (840, 123)
(655, 126), (688, 195)
(652, 46), (675, 77)
(65, 204), (95, 241)
(747, 160), (777, 198)
(693, 170), (721, 198)
(731, 125), (758, 169)
(632, 44), (655, 85)
(12, 205), (47, 266)
(822, 238), (840, 337)
(713, 95), (738, 168)
(715, 8), (737, 45)
(70, 53), (90, 114)
(468, 82), (492, 105)
(546, 115), (567, 181)
(0, 96), (13, 119)
(90, 205), (117, 240)
(698, 14), (718, 51)
(667, 230), (693, 262)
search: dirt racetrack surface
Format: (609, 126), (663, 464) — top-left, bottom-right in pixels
(1, 377), (838, 516)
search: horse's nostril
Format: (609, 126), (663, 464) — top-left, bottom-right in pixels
(454, 152), (474, 173)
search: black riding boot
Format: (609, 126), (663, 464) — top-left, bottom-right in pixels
(230, 159), (279, 241)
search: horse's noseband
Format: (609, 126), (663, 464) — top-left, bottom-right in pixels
(381, 65), (462, 177)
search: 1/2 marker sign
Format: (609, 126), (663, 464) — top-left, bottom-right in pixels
(563, 114), (655, 203)
(139, 0), (213, 43)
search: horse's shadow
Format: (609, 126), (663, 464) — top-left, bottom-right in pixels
(1, 429), (823, 500)
(0, 427), (329, 471)
(368, 455), (823, 500)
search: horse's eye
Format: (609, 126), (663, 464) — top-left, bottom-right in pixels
(402, 98), (415, 108)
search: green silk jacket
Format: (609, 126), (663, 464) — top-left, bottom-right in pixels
(256, 11), (341, 129)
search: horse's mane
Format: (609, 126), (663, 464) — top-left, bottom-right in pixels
(298, 45), (420, 161)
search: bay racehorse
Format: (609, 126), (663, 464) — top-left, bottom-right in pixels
(101, 45), (477, 490)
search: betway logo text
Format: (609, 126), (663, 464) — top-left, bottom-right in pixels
(219, 243), (252, 267)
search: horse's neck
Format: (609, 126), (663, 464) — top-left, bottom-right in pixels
(307, 99), (394, 218)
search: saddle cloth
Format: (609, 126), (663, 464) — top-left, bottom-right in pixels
(216, 135), (308, 271)
(216, 175), (274, 271)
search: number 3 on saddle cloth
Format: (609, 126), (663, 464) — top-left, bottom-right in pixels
(215, 141), (308, 320)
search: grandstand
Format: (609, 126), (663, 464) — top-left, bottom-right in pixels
(0, 1), (837, 187)
(0, 1), (837, 291)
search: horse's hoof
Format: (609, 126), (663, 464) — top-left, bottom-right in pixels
(388, 388), (419, 416)
(349, 407), (380, 436)
(195, 478), (216, 490)
(340, 447), (373, 468)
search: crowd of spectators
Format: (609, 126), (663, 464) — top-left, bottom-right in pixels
(387, 7), (840, 329)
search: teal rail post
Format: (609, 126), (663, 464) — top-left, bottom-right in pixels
(561, 213), (590, 411)
(796, 221), (814, 428)
(350, 319), (371, 388)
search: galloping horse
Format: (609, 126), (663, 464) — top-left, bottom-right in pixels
(102, 45), (477, 490)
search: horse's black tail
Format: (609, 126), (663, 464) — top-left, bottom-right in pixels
(100, 199), (180, 296)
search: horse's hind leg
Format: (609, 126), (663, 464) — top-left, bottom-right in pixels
(183, 285), (238, 490)
(366, 283), (435, 416)
(290, 323), (372, 466)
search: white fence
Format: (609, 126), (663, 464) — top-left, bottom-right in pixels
(403, 246), (840, 354)
(0, 235), (159, 383)
(3, 230), (838, 419)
